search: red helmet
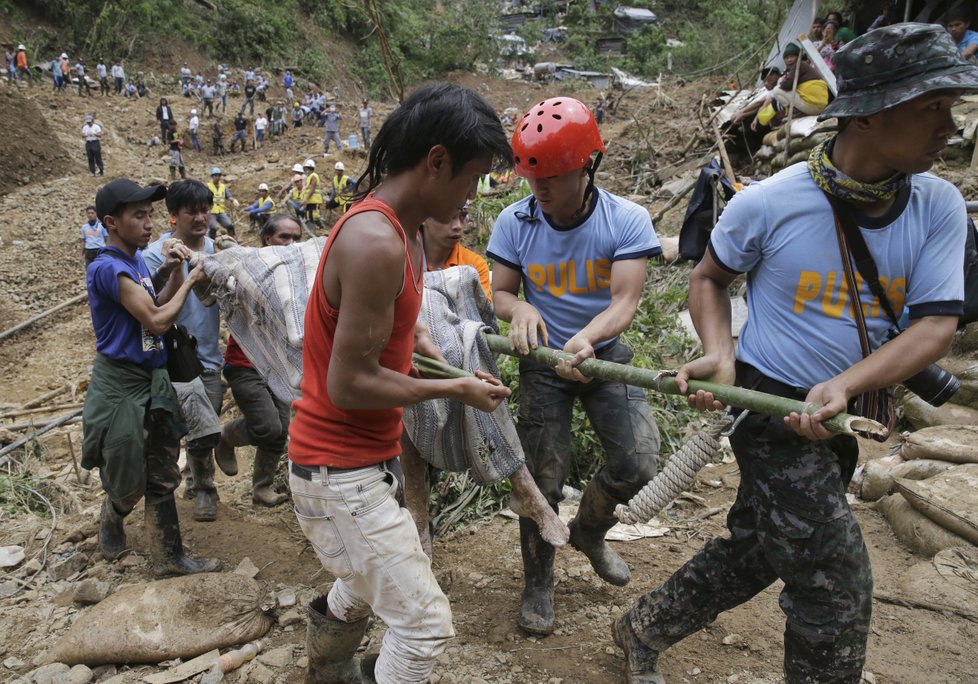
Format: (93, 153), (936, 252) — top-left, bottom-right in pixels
(511, 97), (605, 178)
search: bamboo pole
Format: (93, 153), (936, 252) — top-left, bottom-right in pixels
(652, 179), (696, 225)
(0, 413), (83, 434)
(712, 124), (737, 184)
(0, 409), (84, 462)
(0, 293), (88, 342)
(482, 334), (885, 438)
(0, 402), (85, 420)
(14, 383), (72, 411)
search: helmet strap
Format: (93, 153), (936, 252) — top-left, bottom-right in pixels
(576, 152), (603, 220)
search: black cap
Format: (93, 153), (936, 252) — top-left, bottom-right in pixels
(95, 179), (167, 222)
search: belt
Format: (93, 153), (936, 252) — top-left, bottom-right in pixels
(735, 361), (808, 401)
(290, 460), (393, 481)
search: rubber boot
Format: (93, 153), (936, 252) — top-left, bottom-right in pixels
(517, 516), (556, 636)
(253, 447), (288, 506)
(145, 496), (222, 577)
(612, 614), (666, 684)
(568, 478), (631, 586)
(187, 452), (218, 522)
(98, 498), (127, 561)
(215, 418), (246, 476)
(305, 594), (370, 684)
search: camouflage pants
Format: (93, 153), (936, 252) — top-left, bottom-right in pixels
(624, 412), (872, 684)
(516, 341), (660, 505)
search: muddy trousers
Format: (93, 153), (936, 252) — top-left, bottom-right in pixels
(291, 461), (453, 683)
(623, 413), (872, 684)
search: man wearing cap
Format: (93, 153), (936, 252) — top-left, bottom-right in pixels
(14, 44), (32, 86)
(487, 97), (662, 637)
(82, 178), (220, 576)
(206, 168), (237, 238)
(299, 158), (323, 230)
(244, 183), (275, 230)
(614, 23), (976, 684)
(326, 161), (354, 214)
(322, 104), (342, 155)
(82, 114), (104, 177)
(188, 108), (201, 152)
(279, 163), (305, 217)
(143, 179), (228, 523)
(254, 111), (268, 148)
(748, 43), (828, 131)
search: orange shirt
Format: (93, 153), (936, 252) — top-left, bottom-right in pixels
(289, 196), (422, 467)
(427, 242), (492, 302)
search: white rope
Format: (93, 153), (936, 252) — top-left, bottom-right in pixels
(615, 415), (731, 525)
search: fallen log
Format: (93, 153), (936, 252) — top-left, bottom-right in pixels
(482, 334), (885, 438)
(0, 293), (88, 342)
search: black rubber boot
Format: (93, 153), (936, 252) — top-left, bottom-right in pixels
(187, 453), (218, 522)
(569, 478), (631, 586)
(305, 594), (371, 684)
(253, 447), (288, 507)
(517, 516), (556, 636)
(98, 498), (127, 561)
(612, 613), (666, 684)
(215, 418), (246, 477)
(145, 496), (222, 577)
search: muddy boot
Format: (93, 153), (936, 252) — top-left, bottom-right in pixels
(253, 447), (288, 507)
(98, 498), (127, 561)
(145, 496), (222, 577)
(169, 165), (176, 180)
(306, 594), (370, 684)
(518, 516), (556, 636)
(569, 479), (630, 586)
(612, 614), (666, 684)
(215, 418), (246, 476)
(187, 453), (218, 522)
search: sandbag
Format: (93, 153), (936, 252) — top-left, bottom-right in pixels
(900, 425), (978, 463)
(897, 391), (978, 430)
(899, 547), (978, 617)
(860, 455), (954, 501)
(894, 465), (978, 546)
(44, 573), (272, 666)
(875, 494), (972, 557)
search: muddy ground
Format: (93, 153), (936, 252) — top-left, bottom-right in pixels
(1, 68), (977, 684)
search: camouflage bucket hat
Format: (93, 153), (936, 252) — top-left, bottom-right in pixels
(819, 22), (978, 120)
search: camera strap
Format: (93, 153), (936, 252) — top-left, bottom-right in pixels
(822, 192), (902, 331)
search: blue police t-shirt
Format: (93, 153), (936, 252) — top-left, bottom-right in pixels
(86, 247), (166, 371)
(142, 233), (223, 370)
(81, 220), (108, 249)
(708, 164), (966, 390)
(488, 189), (661, 349)
(958, 29), (978, 55)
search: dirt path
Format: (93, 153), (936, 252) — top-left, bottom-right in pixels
(1, 74), (977, 684)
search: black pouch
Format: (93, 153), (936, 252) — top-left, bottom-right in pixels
(164, 323), (203, 383)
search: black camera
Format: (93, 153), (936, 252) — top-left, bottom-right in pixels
(887, 328), (960, 406)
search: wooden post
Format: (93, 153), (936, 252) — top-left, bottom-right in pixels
(0, 293), (88, 342)
(712, 125), (737, 184)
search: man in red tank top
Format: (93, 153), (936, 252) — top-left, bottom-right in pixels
(289, 83), (513, 684)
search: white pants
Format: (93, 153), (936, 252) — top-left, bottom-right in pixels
(290, 462), (454, 684)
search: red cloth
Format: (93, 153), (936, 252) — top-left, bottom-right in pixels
(289, 197), (422, 467)
(224, 335), (253, 369)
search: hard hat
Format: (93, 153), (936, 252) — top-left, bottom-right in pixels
(258, 183), (269, 191)
(211, 167), (222, 176)
(303, 158), (316, 169)
(292, 163), (304, 173)
(18, 44), (26, 51)
(60, 52), (67, 59)
(511, 97), (605, 178)
(334, 162), (345, 171)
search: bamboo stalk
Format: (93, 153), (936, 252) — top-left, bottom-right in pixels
(0, 293), (88, 342)
(0, 409), (85, 462)
(483, 334), (884, 438)
(15, 384), (73, 411)
(0, 402), (85, 420)
(0, 413), (83, 435)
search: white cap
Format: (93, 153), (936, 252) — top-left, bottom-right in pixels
(303, 158), (316, 169)
(334, 162), (345, 171)
(191, 108), (197, 114)
(329, 104), (337, 112)
(258, 183), (269, 191)
(60, 52), (67, 59)
(84, 114), (93, 122)
(17, 44), (26, 51)
(292, 163), (304, 173)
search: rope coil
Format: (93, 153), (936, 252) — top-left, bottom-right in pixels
(615, 415), (732, 525)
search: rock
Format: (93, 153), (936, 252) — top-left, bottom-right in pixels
(48, 552), (89, 581)
(61, 664), (94, 684)
(295, 656), (308, 669)
(726, 675), (740, 684)
(3, 656), (25, 669)
(247, 663), (275, 684)
(0, 581), (19, 598)
(90, 664), (117, 681)
(276, 588), (296, 608)
(277, 608), (302, 627)
(73, 579), (111, 605)
(64, 524), (98, 544)
(721, 633), (741, 645)
(257, 645), (293, 668)
(234, 557), (260, 578)
(30, 662), (70, 684)
(0, 545), (26, 568)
